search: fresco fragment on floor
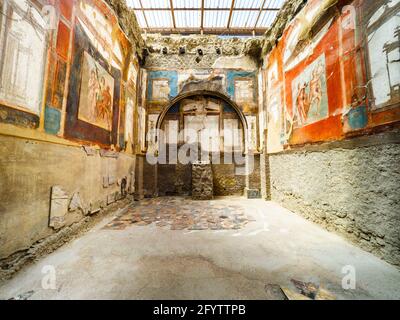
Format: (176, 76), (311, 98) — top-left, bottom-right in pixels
(103, 197), (250, 231)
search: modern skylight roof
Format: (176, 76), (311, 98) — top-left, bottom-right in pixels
(126, 0), (285, 35)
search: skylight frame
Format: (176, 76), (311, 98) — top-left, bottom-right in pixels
(126, 0), (283, 35)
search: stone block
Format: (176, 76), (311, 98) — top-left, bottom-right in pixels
(49, 186), (69, 230)
(244, 188), (261, 199)
(192, 163), (214, 200)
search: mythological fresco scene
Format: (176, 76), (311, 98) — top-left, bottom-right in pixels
(0, 0), (399, 303)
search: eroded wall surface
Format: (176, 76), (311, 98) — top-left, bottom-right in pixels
(0, 0), (143, 264)
(260, 0), (400, 265)
(270, 133), (400, 265)
(0, 135), (135, 260)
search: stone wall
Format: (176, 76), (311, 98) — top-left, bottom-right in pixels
(213, 164), (246, 197)
(0, 135), (136, 261)
(192, 164), (214, 200)
(144, 34), (262, 69)
(260, 132), (272, 200)
(158, 164), (192, 197)
(157, 163), (246, 197)
(245, 154), (261, 198)
(269, 133), (400, 266)
(143, 160), (158, 198)
(104, 0), (145, 57)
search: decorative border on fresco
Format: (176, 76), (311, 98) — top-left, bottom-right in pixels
(0, 105), (40, 129)
(44, 105), (62, 135)
(64, 21), (121, 146)
(226, 70), (257, 102)
(147, 70), (178, 102)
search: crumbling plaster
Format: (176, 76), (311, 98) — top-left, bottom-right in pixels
(0, 135), (135, 262)
(261, 0), (308, 57)
(103, 0), (145, 57)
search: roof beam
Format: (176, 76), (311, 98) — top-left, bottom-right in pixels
(169, 0), (176, 29)
(138, 0), (149, 28)
(254, 0), (267, 30)
(141, 27), (268, 36)
(227, 0), (236, 29)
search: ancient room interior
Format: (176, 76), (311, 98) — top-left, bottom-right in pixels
(0, 0), (399, 301)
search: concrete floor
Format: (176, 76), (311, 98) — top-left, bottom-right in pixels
(1, 197), (399, 300)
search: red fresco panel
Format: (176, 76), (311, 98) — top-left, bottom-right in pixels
(284, 20), (344, 145)
(59, 0), (73, 21)
(56, 21), (71, 61)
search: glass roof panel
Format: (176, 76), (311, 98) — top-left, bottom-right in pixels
(204, 0), (232, 8)
(257, 10), (278, 27)
(146, 10), (173, 28)
(265, 0), (285, 9)
(175, 10), (200, 28)
(127, 0), (285, 34)
(204, 10), (230, 28)
(126, 0), (141, 8)
(133, 10), (147, 27)
(231, 10), (259, 28)
(234, 0), (264, 9)
(173, 0), (201, 8)
(144, 0), (170, 9)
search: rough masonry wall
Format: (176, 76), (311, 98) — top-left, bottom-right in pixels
(157, 163), (246, 197)
(104, 0), (145, 56)
(144, 35), (261, 69)
(192, 164), (214, 200)
(269, 136), (400, 266)
(213, 164), (246, 197)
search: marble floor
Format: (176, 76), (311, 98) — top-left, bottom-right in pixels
(1, 197), (399, 300)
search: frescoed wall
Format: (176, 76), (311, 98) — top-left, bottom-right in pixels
(0, 0), (143, 262)
(64, 20), (121, 146)
(291, 54), (328, 128)
(0, 0), (48, 129)
(44, 3), (72, 136)
(79, 51), (115, 130)
(143, 67), (259, 153)
(262, 0), (400, 153)
(261, 0), (400, 265)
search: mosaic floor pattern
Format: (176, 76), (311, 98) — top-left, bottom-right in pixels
(104, 197), (250, 231)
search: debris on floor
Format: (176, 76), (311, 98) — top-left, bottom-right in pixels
(103, 197), (250, 231)
(287, 279), (336, 300)
(315, 287), (337, 300)
(264, 284), (288, 300)
(8, 290), (34, 300)
(281, 287), (313, 300)
(291, 279), (319, 299)
(266, 280), (337, 300)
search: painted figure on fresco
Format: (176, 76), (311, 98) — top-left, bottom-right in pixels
(78, 52), (114, 130)
(292, 54), (328, 127)
(183, 98), (219, 134)
(96, 77), (112, 124)
(88, 70), (99, 119)
(309, 62), (324, 114)
(296, 82), (309, 124)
